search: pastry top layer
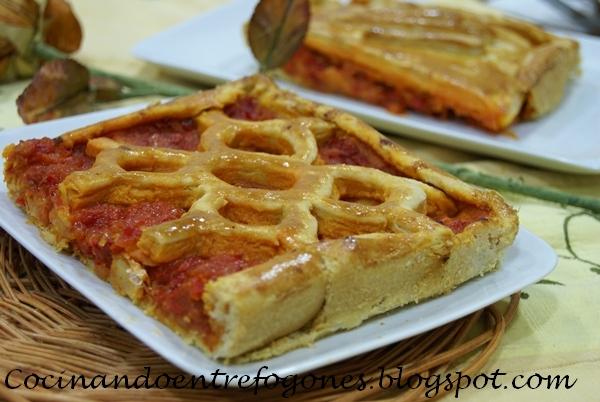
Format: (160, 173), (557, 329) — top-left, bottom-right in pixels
(3, 73), (518, 275)
(58, 75), (514, 222)
(63, 110), (434, 267)
(301, 0), (579, 128)
(50, 74), (514, 263)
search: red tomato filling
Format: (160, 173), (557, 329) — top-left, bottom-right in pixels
(434, 204), (489, 233)
(70, 201), (185, 269)
(224, 96), (278, 121)
(318, 133), (400, 175)
(107, 118), (199, 150)
(147, 254), (250, 342)
(284, 46), (432, 115)
(5, 138), (93, 225)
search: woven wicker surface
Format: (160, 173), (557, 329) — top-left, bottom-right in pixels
(0, 229), (519, 402)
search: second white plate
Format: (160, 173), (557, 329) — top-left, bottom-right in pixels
(133, 0), (600, 174)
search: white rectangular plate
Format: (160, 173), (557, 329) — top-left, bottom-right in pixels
(132, 0), (600, 174)
(0, 107), (557, 381)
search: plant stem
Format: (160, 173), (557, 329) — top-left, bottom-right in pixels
(438, 162), (600, 214)
(117, 87), (183, 99)
(33, 42), (195, 97)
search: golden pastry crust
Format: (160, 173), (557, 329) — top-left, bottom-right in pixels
(3, 75), (518, 361)
(282, 0), (580, 132)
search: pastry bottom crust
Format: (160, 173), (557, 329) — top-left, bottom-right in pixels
(207, 217), (512, 362)
(97, 218), (510, 363)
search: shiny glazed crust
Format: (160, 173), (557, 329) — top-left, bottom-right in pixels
(282, 0), (579, 132)
(3, 75), (518, 361)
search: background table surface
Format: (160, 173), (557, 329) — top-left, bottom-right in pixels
(0, 1), (599, 401)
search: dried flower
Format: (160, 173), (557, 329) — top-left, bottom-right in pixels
(0, 0), (81, 82)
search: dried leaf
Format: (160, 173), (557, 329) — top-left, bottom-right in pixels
(0, 0), (39, 27)
(0, 0), (82, 82)
(0, 0), (40, 81)
(248, 0), (310, 72)
(16, 58), (92, 124)
(42, 0), (82, 53)
(89, 75), (125, 101)
(0, 37), (16, 77)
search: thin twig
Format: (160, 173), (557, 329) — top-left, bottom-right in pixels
(437, 162), (600, 214)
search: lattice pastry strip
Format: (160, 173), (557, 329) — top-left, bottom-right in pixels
(60, 113), (445, 268)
